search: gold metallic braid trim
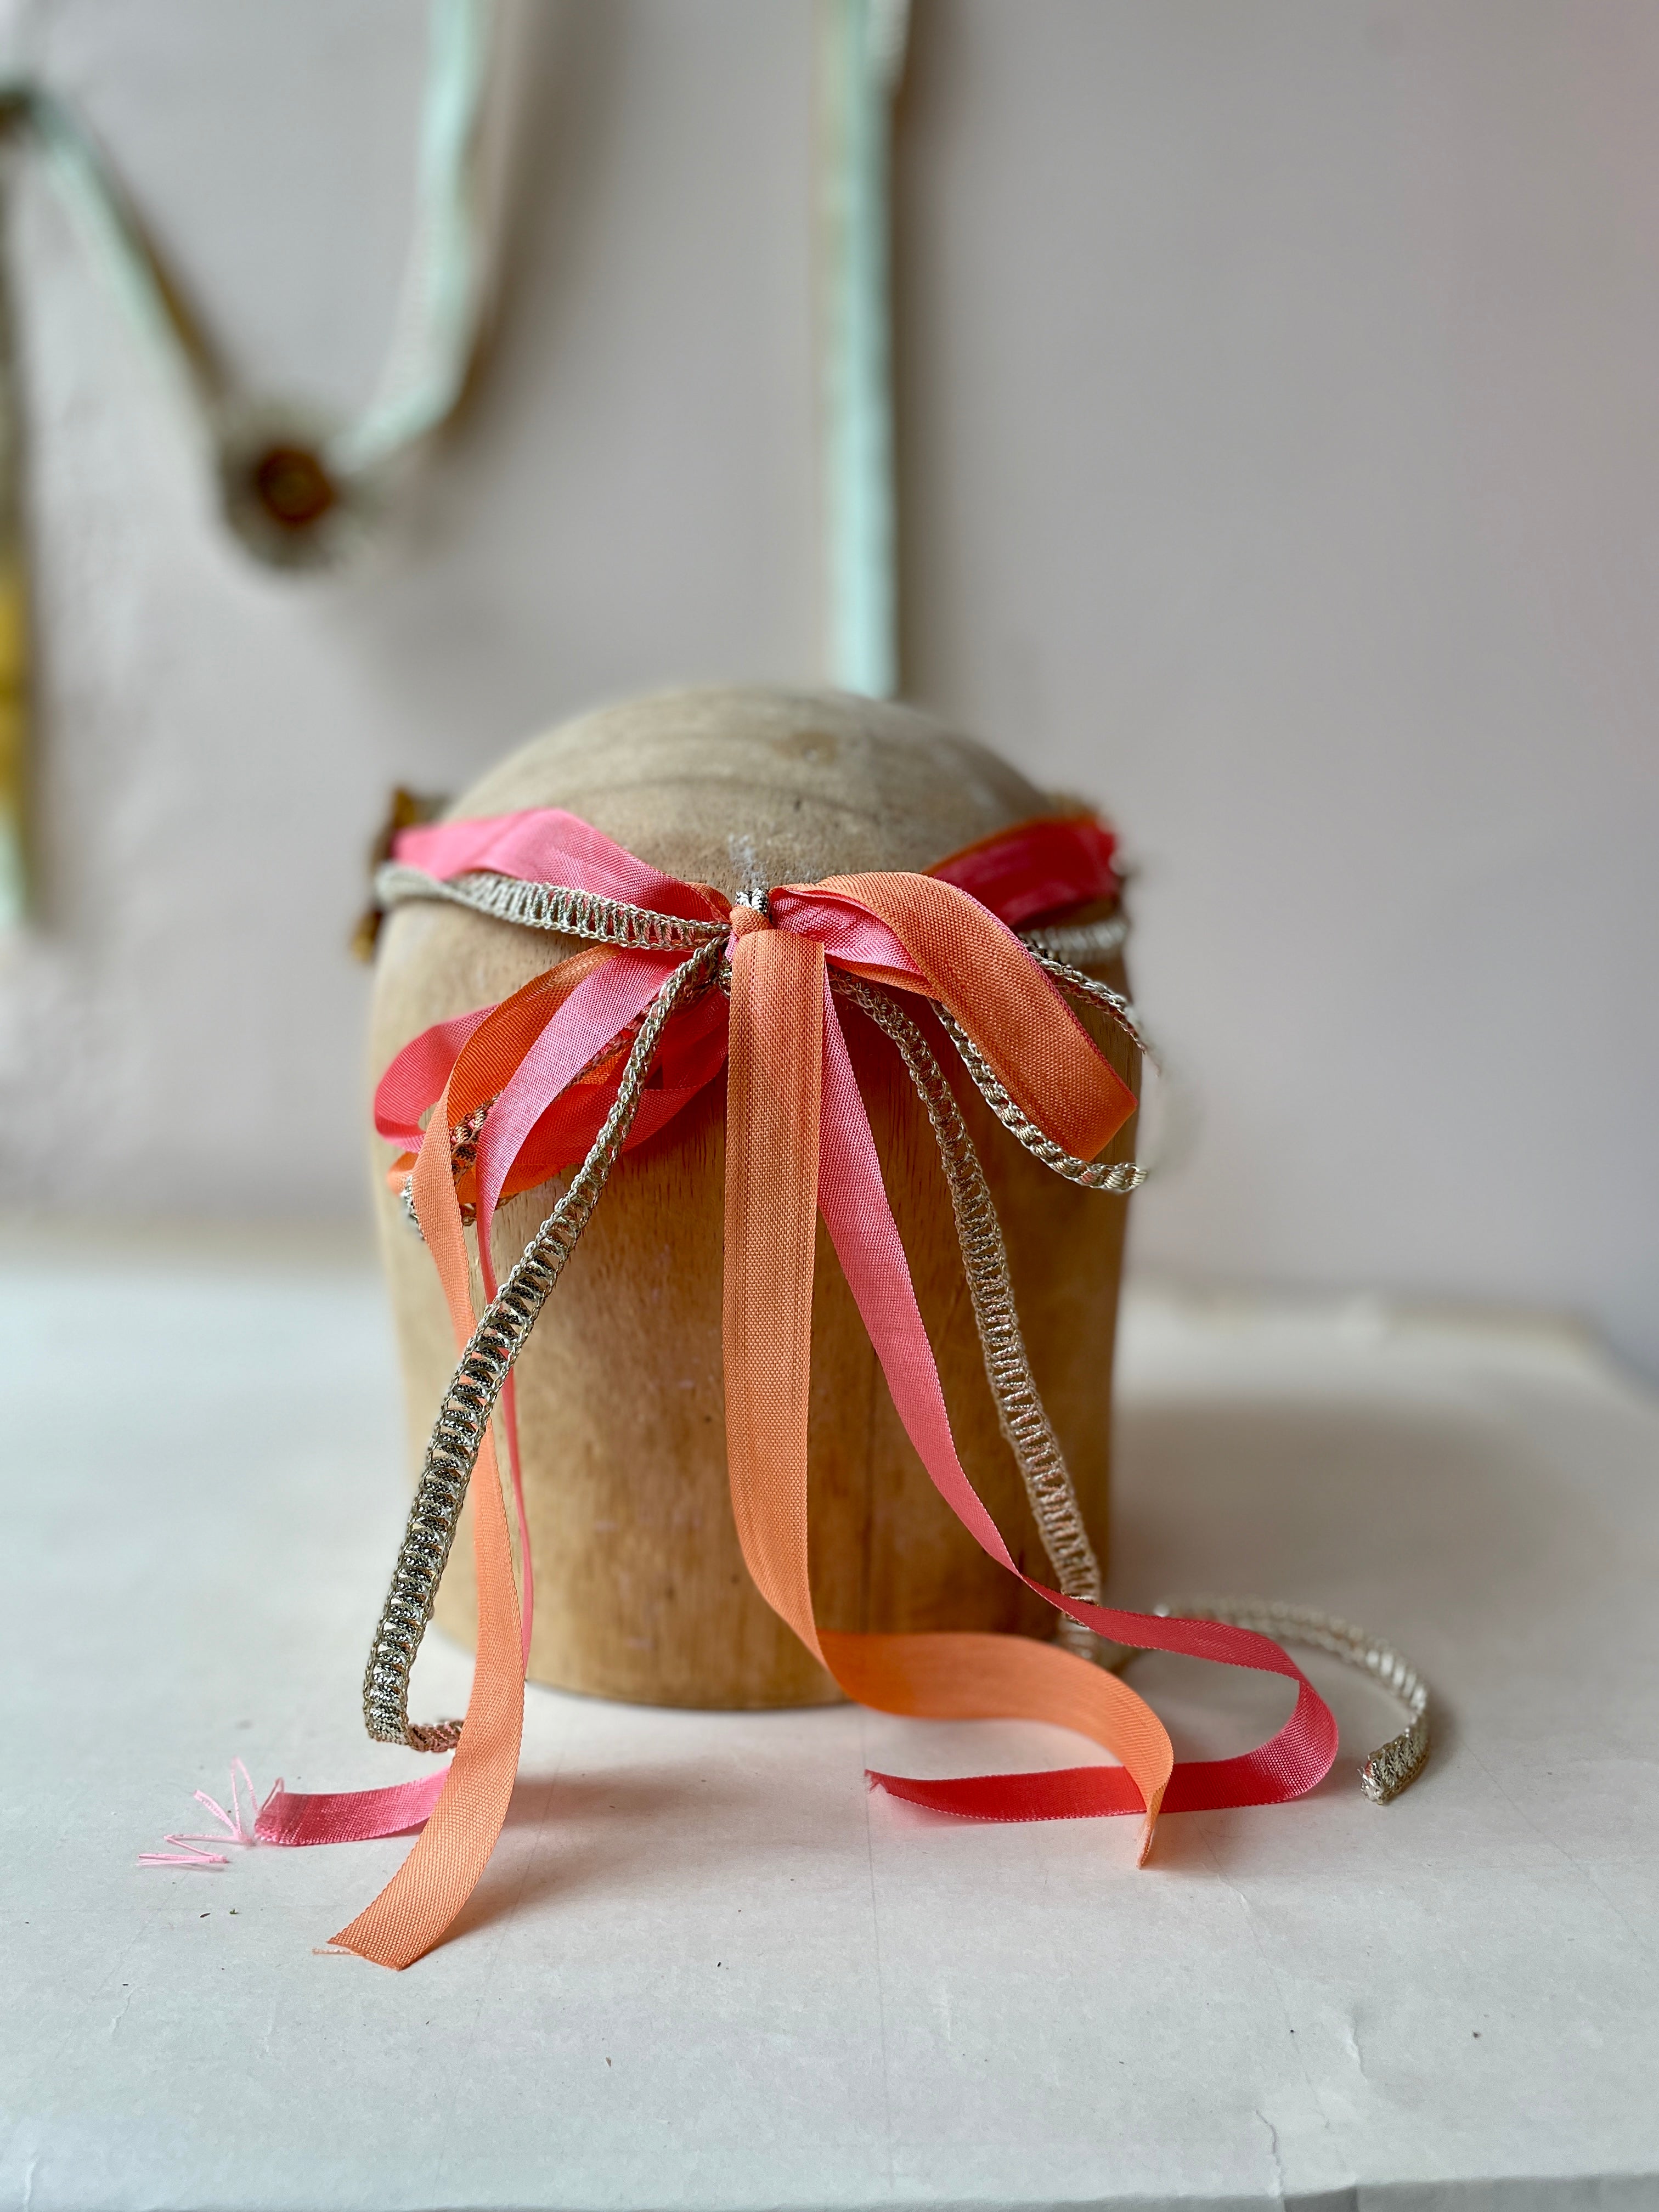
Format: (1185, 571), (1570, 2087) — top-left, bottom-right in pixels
(834, 974), (1115, 1662)
(1148, 1596), (1432, 1803)
(362, 939), (724, 1751)
(374, 862), (729, 952)
(1024, 948), (1154, 1059)
(935, 1005), (1149, 1195)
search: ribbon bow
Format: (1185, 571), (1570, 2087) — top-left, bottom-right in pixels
(275, 807), (1336, 1970)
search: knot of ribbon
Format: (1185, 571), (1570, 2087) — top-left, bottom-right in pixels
(726, 898), (772, 939)
(269, 805), (1337, 1970)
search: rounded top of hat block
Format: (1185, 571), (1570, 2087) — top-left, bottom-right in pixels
(444, 685), (1055, 895)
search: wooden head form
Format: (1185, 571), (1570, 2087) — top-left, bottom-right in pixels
(369, 686), (1135, 1708)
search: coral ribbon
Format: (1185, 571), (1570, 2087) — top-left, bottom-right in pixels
(305, 808), (1335, 1968)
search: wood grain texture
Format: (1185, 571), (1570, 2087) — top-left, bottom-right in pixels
(369, 687), (1134, 1708)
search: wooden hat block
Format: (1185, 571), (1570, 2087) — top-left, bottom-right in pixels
(369, 687), (1137, 1709)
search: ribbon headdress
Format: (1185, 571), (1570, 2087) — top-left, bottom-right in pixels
(270, 805), (1338, 1968)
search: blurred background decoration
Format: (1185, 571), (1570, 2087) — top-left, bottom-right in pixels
(0, 0), (511, 925)
(818, 0), (908, 699)
(0, 0), (1653, 1381)
(0, 0), (504, 581)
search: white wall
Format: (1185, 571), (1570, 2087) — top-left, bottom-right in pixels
(2, 2), (1655, 1376)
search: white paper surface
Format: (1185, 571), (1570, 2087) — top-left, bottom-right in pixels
(4, 1242), (1657, 2211)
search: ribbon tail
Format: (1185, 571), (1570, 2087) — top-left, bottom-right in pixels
(329, 1078), (525, 1969)
(828, 1632), (1170, 1847)
(816, 983), (1338, 1841)
(721, 929), (828, 1662)
(256, 1771), (449, 1846)
(814, 985), (1171, 1855)
(719, 958), (1173, 1854)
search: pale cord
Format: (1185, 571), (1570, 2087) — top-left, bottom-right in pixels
(1143, 1597), (1432, 1804)
(328, 0), (499, 479)
(0, 137), (25, 930)
(818, 0), (910, 697)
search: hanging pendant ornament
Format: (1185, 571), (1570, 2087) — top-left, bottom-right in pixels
(0, 0), (504, 575)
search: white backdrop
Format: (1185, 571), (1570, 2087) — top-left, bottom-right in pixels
(1, 1), (1655, 1377)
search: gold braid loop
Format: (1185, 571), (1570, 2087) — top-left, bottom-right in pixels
(934, 1005), (1149, 1195)
(1147, 1596), (1432, 1804)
